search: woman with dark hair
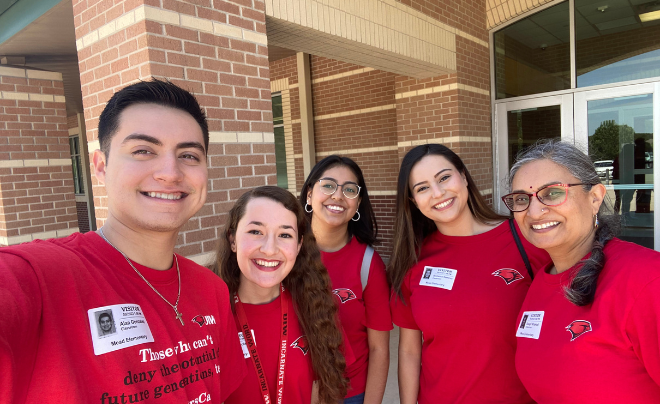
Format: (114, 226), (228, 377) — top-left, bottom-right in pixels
(506, 140), (660, 403)
(389, 144), (549, 404)
(300, 155), (392, 404)
(212, 186), (348, 404)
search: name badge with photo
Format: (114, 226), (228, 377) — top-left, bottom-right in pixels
(516, 311), (544, 339)
(87, 303), (154, 355)
(419, 266), (458, 290)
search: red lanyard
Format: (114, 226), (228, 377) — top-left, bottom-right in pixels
(235, 285), (290, 404)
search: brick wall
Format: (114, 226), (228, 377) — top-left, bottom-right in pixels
(267, 1), (493, 259)
(270, 28), (492, 258)
(399, 0), (488, 43)
(270, 55), (399, 259)
(395, 0), (493, 201)
(67, 115), (78, 128)
(76, 201), (90, 233)
(0, 66), (79, 245)
(270, 56), (298, 84)
(73, 0), (276, 262)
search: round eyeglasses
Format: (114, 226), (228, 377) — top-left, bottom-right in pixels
(318, 178), (361, 199)
(501, 183), (593, 212)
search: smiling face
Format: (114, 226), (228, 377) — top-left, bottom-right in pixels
(99, 315), (112, 333)
(511, 159), (604, 257)
(93, 103), (208, 235)
(307, 165), (361, 230)
(231, 197), (302, 298)
(409, 154), (472, 233)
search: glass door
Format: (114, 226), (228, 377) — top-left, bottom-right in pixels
(574, 83), (660, 250)
(494, 94), (574, 211)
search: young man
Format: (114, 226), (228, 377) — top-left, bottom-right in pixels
(0, 79), (246, 403)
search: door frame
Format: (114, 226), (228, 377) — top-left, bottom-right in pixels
(574, 82), (660, 249)
(493, 94), (574, 212)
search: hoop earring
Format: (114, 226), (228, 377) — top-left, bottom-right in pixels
(594, 214), (599, 229)
(352, 210), (360, 222)
(305, 203), (313, 213)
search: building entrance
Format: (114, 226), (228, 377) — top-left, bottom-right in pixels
(494, 81), (660, 250)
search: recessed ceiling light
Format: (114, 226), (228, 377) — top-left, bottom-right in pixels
(639, 9), (660, 21)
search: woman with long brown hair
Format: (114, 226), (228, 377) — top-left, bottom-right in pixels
(389, 144), (548, 404)
(212, 186), (348, 404)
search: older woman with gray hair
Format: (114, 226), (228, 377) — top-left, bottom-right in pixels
(503, 140), (660, 403)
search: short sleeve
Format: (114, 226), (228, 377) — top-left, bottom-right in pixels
(217, 289), (247, 402)
(363, 251), (393, 331)
(390, 270), (420, 330)
(0, 252), (43, 404)
(625, 276), (660, 387)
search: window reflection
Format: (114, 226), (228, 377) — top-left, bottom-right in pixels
(494, 2), (570, 99)
(576, 0), (660, 87)
(507, 106), (561, 167)
(588, 95), (654, 249)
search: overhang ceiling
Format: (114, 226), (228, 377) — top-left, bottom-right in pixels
(268, 44), (297, 62)
(0, 0), (81, 115)
(0, 0), (383, 115)
(0, 0), (297, 116)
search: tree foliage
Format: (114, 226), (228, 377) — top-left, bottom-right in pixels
(589, 120), (636, 161)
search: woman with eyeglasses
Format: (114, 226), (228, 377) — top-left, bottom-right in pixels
(506, 140), (660, 403)
(389, 144), (549, 404)
(300, 155), (392, 404)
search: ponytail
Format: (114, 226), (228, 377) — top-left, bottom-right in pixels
(564, 214), (618, 306)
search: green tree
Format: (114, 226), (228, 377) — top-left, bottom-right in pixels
(589, 120), (635, 161)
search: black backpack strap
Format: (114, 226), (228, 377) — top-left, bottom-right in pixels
(509, 218), (534, 280)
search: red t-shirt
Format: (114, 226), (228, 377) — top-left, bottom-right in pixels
(321, 237), (393, 397)
(515, 238), (660, 403)
(225, 294), (316, 404)
(0, 232), (246, 404)
(391, 221), (549, 404)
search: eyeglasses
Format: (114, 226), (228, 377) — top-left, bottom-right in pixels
(501, 183), (592, 212)
(318, 178), (361, 199)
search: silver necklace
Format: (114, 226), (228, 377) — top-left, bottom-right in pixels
(99, 227), (184, 326)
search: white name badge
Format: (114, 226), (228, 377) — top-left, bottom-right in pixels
(419, 266), (458, 290)
(516, 311), (544, 339)
(238, 330), (256, 358)
(88, 303), (154, 355)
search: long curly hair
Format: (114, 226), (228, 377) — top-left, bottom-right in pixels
(388, 144), (507, 298)
(211, 186), (348, 402)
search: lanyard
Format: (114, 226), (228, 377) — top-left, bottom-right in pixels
(235, 285), (290, 404)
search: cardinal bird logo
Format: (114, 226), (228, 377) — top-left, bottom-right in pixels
(492, 269), (524, 285)
(332, 288), (357, 303)
(192, 315), (206, 327)
(566, 320), (592, 341)
(291, 336), (310, 355)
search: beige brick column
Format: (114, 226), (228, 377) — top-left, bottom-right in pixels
(394, 1), (494, 204)
(72, 0), (276, 263)
(0, 66), (79, 246)
(296, 52), (315, 178)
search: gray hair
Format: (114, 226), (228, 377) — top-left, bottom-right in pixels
(508, 139), (600, 195)
(508, 139), (619, 306)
